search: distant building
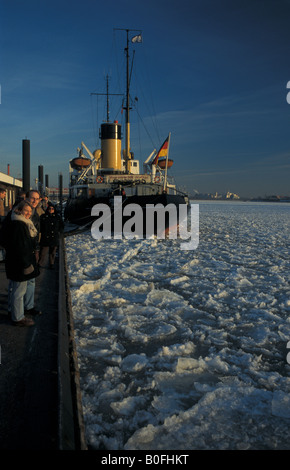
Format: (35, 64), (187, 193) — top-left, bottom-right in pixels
(190, 190), (240, 200)
(0, 170), (23, 212)
(225, 191), (240, 200)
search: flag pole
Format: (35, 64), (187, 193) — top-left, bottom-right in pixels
(163, 132), (171, 192)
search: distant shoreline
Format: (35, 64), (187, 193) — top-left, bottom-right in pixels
(190, 197), (290, 203)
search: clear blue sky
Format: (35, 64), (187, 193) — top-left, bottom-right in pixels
(1, 0), (290, 198)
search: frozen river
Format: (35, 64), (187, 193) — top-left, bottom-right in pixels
(65, 201), (290, 450)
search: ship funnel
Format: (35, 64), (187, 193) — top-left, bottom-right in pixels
(100, 121), (122, 171)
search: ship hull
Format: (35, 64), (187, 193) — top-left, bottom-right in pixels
(64, 193), (188, 237)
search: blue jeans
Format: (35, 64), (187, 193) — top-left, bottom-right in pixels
(9, 278), (35, 322)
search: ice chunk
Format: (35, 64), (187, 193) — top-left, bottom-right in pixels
(121, 354), (148, 372)
(271, 391), (290, 418)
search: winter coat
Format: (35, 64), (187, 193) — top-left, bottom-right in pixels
(0, 199), (5, 217)
(31, 209), (41, 251)
(4, 212), (40, 282)
(40, 211), (63, 247)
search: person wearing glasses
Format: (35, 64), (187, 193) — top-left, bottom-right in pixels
(22, 190), (43, 316)
(1, 190), (42, 319)
(26, 190), (42, 260)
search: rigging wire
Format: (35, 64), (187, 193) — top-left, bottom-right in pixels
(130, 51), (163, 151)
(133, 101), (157, 150)
(90, 93), (99, 148)
(134, 43), (162, 144)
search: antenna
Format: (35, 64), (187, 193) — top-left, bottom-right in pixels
(90, 75), (122, 123)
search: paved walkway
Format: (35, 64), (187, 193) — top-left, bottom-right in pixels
(0, 260), (59, 449)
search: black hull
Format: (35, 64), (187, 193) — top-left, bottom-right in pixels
(64, 193), (188, 236)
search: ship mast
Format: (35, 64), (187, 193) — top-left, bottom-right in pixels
(115, 28), (142, 173)
(125, 29), (131, 173)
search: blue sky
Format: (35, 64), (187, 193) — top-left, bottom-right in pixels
(1, 0), (290, 197)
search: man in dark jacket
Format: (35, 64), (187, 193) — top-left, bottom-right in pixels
(39, 204), (63, 268)
(4, 201), (40, 326)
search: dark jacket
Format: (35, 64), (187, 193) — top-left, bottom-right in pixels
(40, 210), (63, 247)
(4, 218), (39, 282)
(31, 209), (40, 252)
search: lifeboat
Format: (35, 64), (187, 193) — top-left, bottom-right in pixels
(70, 157), (91, 170)
(158, 158), (173, 169)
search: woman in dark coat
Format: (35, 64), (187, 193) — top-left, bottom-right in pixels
(4, 200), (40, 326)
(39, 204), (63, 268)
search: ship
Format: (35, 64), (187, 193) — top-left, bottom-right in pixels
(64, 29), (189, 237)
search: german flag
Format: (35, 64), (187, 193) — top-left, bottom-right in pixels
(152, 136), (169, 166)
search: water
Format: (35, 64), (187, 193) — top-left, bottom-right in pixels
(65, 201), (290, 450)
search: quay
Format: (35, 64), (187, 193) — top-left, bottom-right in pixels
(0, 237), (87, 450)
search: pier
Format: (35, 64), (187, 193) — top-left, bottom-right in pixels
(0, 237), (87, 450)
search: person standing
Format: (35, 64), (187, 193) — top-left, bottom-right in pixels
(23, 190), (43, 317)
(13, 190), (26, 208)
(4, 200), (40, 326)
(39, 204), (63, 268)
(41, 195), (49, 212)
(26, 190), (41, 262)
(0, 187), (6, 221)
(0, 187), (7, 261)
